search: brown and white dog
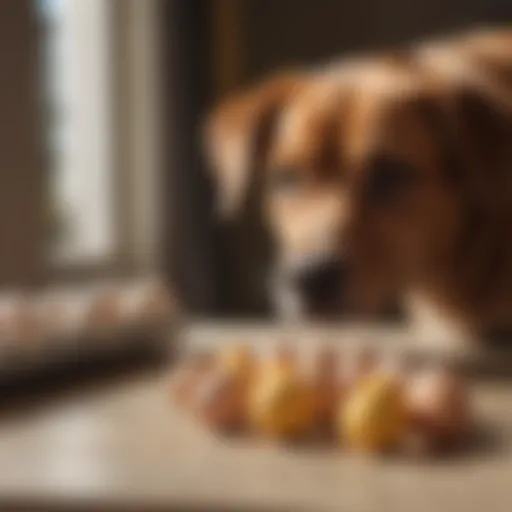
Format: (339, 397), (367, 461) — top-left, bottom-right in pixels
(205, 28), (512, 347)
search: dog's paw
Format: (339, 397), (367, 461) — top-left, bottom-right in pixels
(405, 292), (478, 356)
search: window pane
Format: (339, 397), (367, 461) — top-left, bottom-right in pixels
(38, 0), (115, 264)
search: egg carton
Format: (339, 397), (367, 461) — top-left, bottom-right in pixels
(0, 278), (177, 385)
(178, 321), (512, 377)
(170, 326), (477, 458)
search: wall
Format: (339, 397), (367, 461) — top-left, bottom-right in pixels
(0, 1), (44, 287)
(241, 0), (512, 84)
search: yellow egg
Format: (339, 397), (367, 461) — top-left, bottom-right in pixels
(341, 374), (407, 452)
(250, 366), (315, 439)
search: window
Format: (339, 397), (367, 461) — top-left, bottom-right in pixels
(37, 0), (163, 277)
(39, 0), (116, 265)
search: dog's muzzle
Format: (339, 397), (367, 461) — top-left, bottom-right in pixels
(272, 253), (348, 318)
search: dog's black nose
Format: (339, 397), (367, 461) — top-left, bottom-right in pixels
(293, 259), (346, 304)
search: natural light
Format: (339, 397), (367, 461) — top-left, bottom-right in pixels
(39, 0), (115, 264)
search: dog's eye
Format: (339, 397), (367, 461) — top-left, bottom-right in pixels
(268, 167), (305, 193)
(366, 155), (416, 204)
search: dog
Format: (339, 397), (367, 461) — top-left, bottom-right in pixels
(205, 28), (512, 348)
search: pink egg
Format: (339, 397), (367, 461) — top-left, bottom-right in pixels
(406, 367), (471, 450)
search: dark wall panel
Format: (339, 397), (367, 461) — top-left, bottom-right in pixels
(242, 0), (512, 84)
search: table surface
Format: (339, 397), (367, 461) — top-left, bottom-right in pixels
(1, 325), (512, 512)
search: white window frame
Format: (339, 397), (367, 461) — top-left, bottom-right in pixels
(45, 0), (164, 282)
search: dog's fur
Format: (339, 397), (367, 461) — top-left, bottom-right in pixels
(205, 28), (512, 347)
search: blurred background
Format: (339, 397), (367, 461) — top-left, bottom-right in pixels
(0, 1), (511, 510)
(3, 0), (511, 318)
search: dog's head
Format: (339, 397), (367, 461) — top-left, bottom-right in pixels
(205, 56), (512, 319)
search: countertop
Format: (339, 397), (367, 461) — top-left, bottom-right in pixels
(1, 324), (512, 511)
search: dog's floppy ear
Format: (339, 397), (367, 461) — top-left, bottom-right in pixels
(449, 85), (512, 190)
(204, 73), (302, 217)
(416, 83), (512, 199)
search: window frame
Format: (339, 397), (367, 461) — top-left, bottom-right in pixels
(43, 0), (164, 283)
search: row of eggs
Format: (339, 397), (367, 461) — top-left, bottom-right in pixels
(171, 343), (473, 456)
(0, 278), (175, 350)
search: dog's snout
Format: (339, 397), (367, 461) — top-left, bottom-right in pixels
(293, 259), (346, 304)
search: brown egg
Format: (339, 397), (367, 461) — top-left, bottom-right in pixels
(406, 367), (471, 450)
(34, 293), (64, 335)
(0, 295), (36, 345)
(170, 365), (198, 408)
(87, 287), (122, 331)
(195, 350), (216, 372)
(219, 344), (256, 419)
(122, 279), (176, 325)
(254, 343), (297, 385)
(272, 342), (297, 371)
(169, 351), (215, 409)
(316, 346), (340, 379)
(377, 353), (416, 385)
(13, 299), (42, 345)
(140, 281), (175, 321)
(0, 301), (17, 342)
(343, 344), (379, 388)
(49, 290), (96, 337)
(302, 347), (343, 426)
(194, 368), (246, 433)
(115, 281), (169, 326)
(220, 344), (255, 381)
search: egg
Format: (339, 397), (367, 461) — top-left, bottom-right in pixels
(405, 367), (471, 450)
(315, 346), (340, 378)
(344, 345), (379, 387)
(0, 294), (35, 346)
(16, 299), (45, 347)
(341, 373), (408, 453)
(220, 344), (257, 406)
(376, 353), (416, 384)
(260, 342), (297, 373)
(302, 347), (343, 426)
(194, 368), (247, 433)
(169, 352), (215, 409)
(138, 280), (175, 322)
(170, 365), (197, 408)
(121, 279), (176, 325)
(0, 295), (19, 355)
(250, 364), (316, 440)
(220, 344), (255, 381)
(38, 287), (91, 339)
(86, 285), (122, 332)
